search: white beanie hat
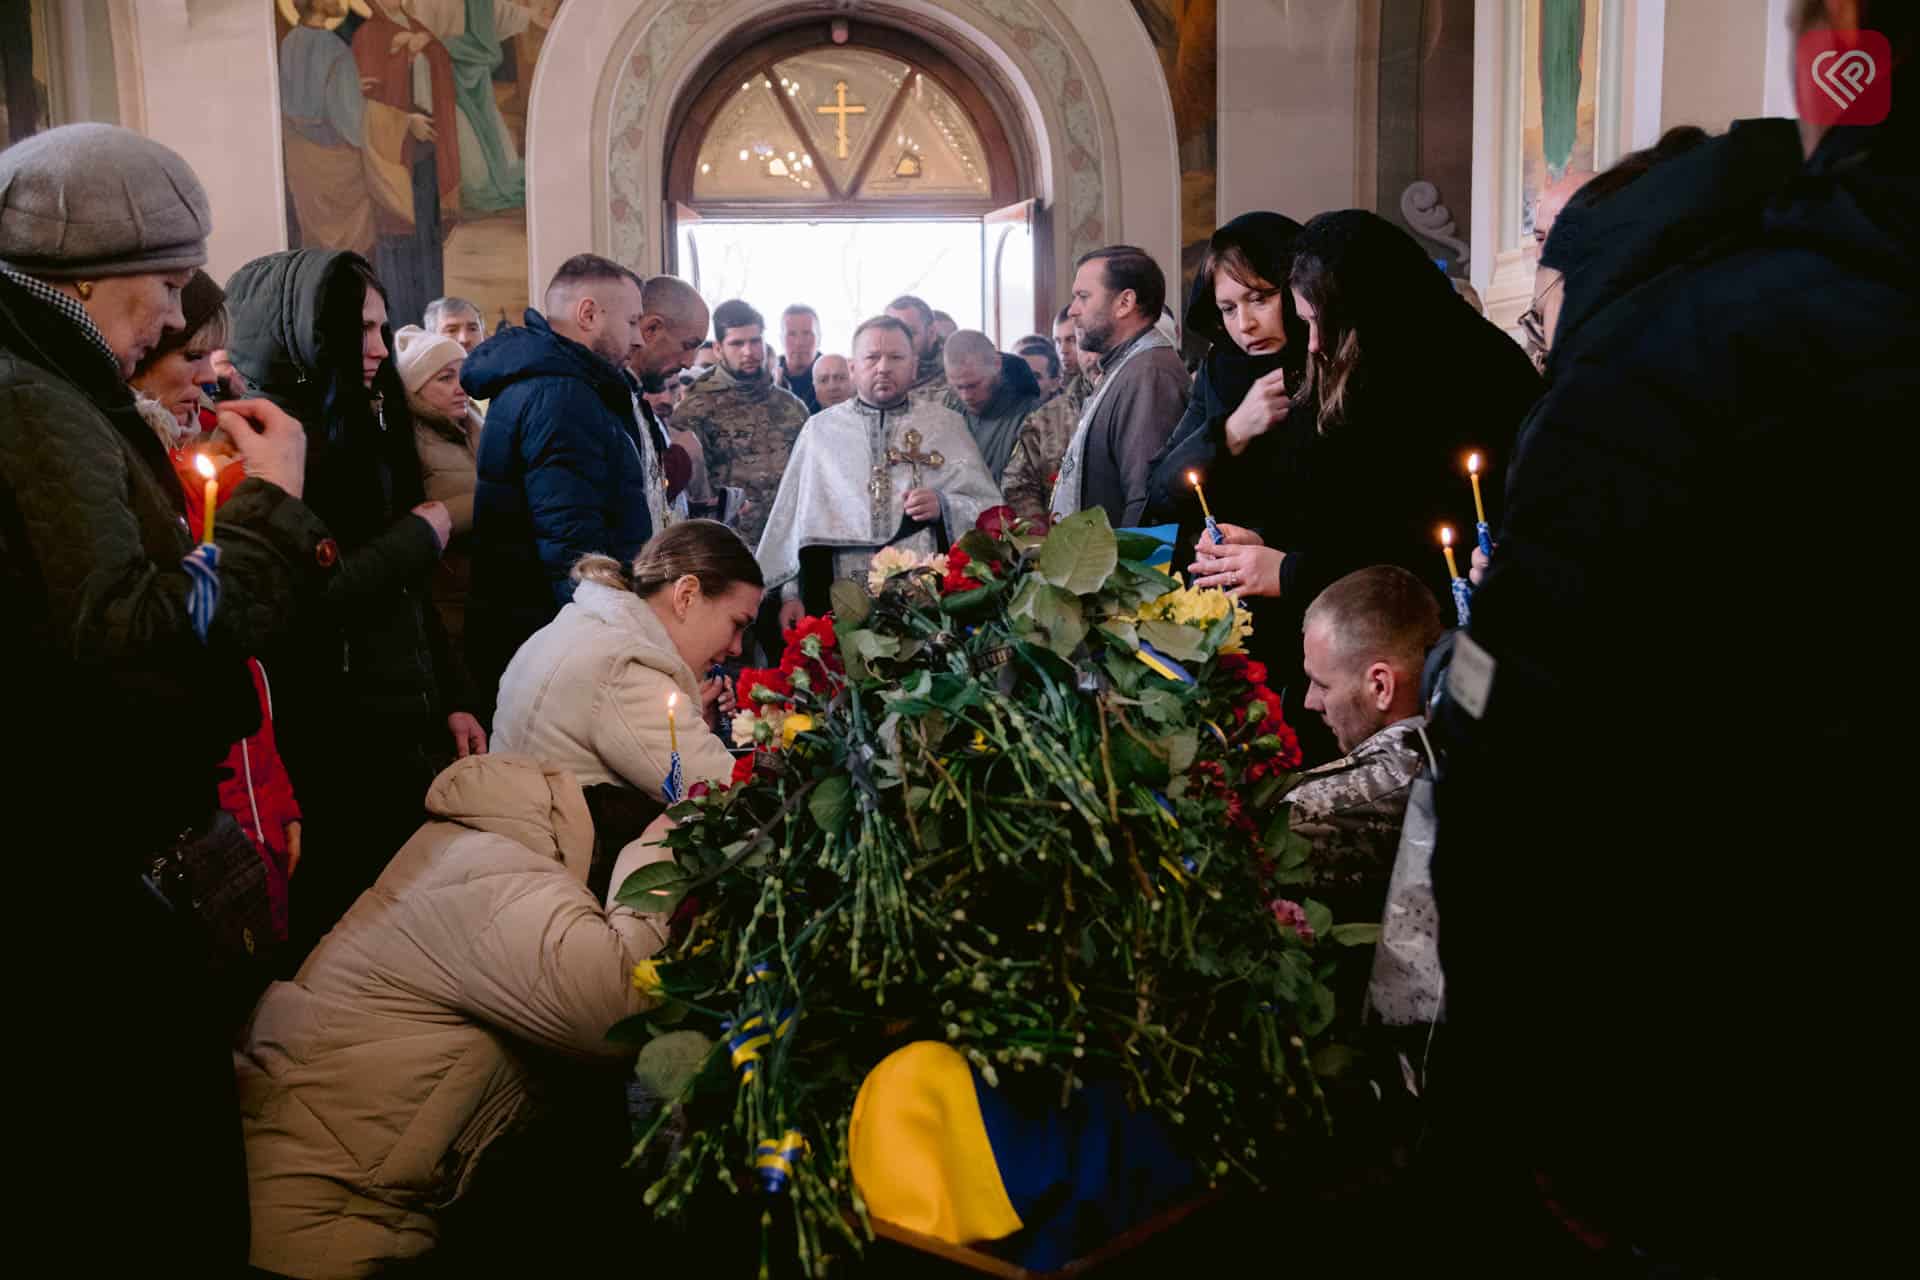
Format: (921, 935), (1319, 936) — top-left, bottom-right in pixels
(394, 324), (466, 393)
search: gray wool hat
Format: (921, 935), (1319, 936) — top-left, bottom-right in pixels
(0, 123), (211, 279)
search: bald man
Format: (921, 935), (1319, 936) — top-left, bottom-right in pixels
(635, 275), (710, 379)
(812, 353), (853, 409)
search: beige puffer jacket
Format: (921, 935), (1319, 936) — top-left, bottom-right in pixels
(490, 579), (736, 800)
(235, 755), (661, 1278)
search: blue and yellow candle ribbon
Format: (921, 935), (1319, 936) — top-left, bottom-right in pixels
(755, 1129), (808, 1194)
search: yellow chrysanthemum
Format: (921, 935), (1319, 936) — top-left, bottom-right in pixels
(781, 713), (815, 747)
(631, 959), (665, 995)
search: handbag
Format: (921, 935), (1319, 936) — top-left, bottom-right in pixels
(144, 810), (275, 973)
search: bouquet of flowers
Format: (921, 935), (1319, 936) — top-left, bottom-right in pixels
(616, 506), (1370, 1275)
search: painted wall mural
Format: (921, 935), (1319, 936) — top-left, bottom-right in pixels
(1130, 0), (1216, 341)
(1521, 0), (1601, 241)
(274, 0), (564, 334)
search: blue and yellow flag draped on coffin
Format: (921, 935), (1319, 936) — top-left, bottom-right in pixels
(849, 1041), (1193, 1270)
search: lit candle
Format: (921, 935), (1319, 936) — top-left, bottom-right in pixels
(194, 453), (218, 545)
(1439, 526), (1471, 627)
(663, 691), (685, 803)
(1186, 469), (1222, 545)
(1466, 452), (1492, 555)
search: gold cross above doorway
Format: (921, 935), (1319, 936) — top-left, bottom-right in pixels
(816, 80), (867, 159)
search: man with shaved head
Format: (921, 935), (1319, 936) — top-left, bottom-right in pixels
(1282, 565), (1442, 925)
(463, 253), (658, 717)
(941, 330), (1078, 517)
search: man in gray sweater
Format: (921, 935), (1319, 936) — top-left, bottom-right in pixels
(1049, 245), (1190, 527)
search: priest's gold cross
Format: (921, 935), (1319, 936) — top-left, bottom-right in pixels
(886, 428), (945, 490)
(816, 80), (866, 159)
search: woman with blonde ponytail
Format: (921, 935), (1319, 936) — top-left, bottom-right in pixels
(492, 519), (765, 814)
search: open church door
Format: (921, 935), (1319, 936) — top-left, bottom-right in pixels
(668, 202), (704, 290)
(983, 198), (1047, 347)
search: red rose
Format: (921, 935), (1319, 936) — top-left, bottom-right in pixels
(976, 505), (1019, 539)
(1269, 898), (1315, 942)
(687, 781), (711, 800)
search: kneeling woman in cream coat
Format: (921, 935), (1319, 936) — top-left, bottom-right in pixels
(491, 519), (764, 813)
(237, 755), (675, 1277)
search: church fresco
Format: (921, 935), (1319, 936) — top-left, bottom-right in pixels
(273, 0), (564, 334)
(1520, 0), (1601, 240)
(1130, 0), (1216, 342)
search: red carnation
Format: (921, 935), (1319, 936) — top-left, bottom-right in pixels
(1269, 898), (1315, 942)
(737, 667), (792, 706)
(781, 613), (837, 654)
(976, 505), (1019, 539)
(941, 548), (976, 594)
(730, 752), (757, 786)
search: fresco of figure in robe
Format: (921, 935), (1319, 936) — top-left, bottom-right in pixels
(276, 0), (562, 335)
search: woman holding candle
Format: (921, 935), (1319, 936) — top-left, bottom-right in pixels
(492, 519), (762, 830)
(1186, 212), (1539, 748)
(0, 124), (327, 1271)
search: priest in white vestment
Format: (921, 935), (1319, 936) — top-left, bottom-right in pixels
(759, 316), (1002, 629)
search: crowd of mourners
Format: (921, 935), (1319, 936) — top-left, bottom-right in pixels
(0, 3), (1908, 1272)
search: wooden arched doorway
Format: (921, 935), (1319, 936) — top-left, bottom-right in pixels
(664, 19), (1050, 348)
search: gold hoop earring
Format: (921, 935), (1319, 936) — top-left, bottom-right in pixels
(75, 280), (95, 301)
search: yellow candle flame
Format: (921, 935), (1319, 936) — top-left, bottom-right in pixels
(1440, 525), (1454, 547)
(194, 453), (217, 480)
(1467, 452), (1488, 525)
(1439, 526), (1461, 580)
(1466, 452), (1480, 476)
(1185, 469), (1214, 522)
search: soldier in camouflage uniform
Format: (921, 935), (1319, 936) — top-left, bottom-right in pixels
(676, 299), (810, 549)
(1283, 565), (1444, 928)
(885, 293), (949, 403)
(1054, 306), (1094, 411)
(1001, 394), (1081, 522)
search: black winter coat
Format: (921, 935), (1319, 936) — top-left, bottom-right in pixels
(1, 270), (332, 1271)
(462, 309), (654, 710)
(225, 251), (461, 741)
(1433, 116), (1918, 1271)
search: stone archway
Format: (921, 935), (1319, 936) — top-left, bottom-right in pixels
(524, 0), (1179, 312)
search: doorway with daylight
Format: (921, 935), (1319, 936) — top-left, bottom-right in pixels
(664, 22), (1048, 356)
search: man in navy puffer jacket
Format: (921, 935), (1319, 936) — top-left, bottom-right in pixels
(463, 254), (651, 718)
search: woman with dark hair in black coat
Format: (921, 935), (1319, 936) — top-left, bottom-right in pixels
(1186, 210), (1540, 755)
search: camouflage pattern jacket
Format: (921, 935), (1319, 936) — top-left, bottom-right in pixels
(1284, 716), (1429, 928)
(1000, 395), (1081, 521)
(677, 359), (811, 549)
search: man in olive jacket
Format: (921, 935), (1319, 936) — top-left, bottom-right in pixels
(0, 124), (332, 1272)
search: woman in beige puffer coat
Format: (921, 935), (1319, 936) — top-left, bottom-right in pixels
(235, 754), (667, 1278)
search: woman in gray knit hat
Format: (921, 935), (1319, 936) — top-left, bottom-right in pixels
(0, 123), (329, 1273)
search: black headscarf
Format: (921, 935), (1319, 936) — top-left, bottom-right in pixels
(1184, 211), (1309, 414)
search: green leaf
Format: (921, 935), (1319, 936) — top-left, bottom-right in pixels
(1300, 982), (1336, 1037)
(1328, 923), (1382, 947)
(1309, 1042), (1355, 1077)
(1303, 898), (1333, 940)
(1095, 619), (1138, 652)
(615, 860), (692, 913)
(955, 529), (1003, 564)
(939, 586), (995, 617)
(1162, 729), (1198, 776)
(829, 579), (872, 628)
(1138, 618), (1207, 663)
(1036, 508), (1119, 595)
(809, 774), (854, 834)
(845, 629), (902, 663)
(1030, 584), (1087, 659)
